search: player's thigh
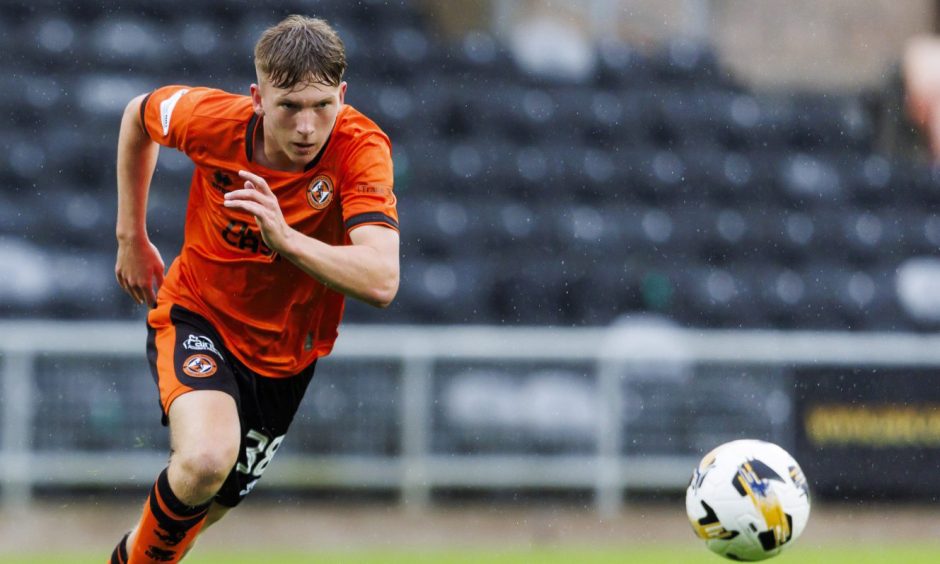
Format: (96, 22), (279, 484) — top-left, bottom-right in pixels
(147, 304), (242, 461)
(168, 390), (241, 468)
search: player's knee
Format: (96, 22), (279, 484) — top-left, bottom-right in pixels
(175, 442), (239, 494)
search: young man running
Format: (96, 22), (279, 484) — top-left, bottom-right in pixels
(110, 15), (399, 563)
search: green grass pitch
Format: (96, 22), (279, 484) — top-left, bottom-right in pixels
(10, 545), (940, 564)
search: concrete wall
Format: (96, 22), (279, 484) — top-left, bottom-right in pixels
(420, 0), (936, 91)
(710, 0), (934, 91)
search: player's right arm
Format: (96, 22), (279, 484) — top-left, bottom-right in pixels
(115, 94), (165, 307)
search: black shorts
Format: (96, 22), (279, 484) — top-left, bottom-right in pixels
(146, 305), (315, 507)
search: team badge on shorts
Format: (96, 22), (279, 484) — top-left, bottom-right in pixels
(182, 354), (218, 377)
(307, 175), (334, 210)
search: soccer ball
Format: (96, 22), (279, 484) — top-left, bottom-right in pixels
(685, 439), (811, 561)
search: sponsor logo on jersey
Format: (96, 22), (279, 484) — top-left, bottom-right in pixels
(356, 183), (396, 207)
(182, 334), (223, 359)
(221, 220), (275, 257)
(307, 176), (334, 210)
(182, 354), (217, 378)
(159, 88), (189, 136)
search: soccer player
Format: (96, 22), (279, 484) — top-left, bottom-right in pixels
(109, 15), (399, 563)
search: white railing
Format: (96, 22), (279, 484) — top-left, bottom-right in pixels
(4, 320), (940, 515)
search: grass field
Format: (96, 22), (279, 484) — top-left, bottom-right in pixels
(10, 545), (940, 564)
(5, 502), (940, 563)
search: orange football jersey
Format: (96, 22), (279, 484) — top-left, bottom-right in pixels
(140, 85), (398, 377)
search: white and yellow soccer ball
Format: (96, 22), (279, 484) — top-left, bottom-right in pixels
(686, 439), (811, 561)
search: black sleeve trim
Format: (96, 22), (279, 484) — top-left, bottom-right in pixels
(345, 212), (399, 231)
(138, 92), (153, 136)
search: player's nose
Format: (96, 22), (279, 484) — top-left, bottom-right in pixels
(296, 114), (315, 137)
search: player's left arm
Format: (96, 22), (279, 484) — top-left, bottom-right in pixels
(225, 170), (399, 308)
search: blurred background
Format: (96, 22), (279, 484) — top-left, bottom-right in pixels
(5, 0), (940, 559)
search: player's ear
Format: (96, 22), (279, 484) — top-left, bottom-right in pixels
(338, 81), (347, 105)
(250, 83), (264, 116)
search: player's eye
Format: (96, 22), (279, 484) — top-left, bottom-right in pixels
(280, 102), (298, 110)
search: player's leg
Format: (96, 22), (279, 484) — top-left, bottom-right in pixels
(178, 502), (232, 559)
(200, 501), (233, 531)
(166, 390), (241, 504)
(110, 305), (242, 564)
(206, 359), (318, 510)
(166, 360), (307, 562)
(122, 390), (240, 563)
(118, 506), (233, 563)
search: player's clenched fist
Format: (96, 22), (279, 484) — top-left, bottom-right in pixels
(223, 170), (297, 254)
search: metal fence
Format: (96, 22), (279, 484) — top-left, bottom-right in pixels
(3, 320), (940, 515)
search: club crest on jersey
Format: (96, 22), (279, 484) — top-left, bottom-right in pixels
(182, 354), (217, 378)
(307, 176), (334, 210)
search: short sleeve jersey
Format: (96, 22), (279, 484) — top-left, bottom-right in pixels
(140, 85), (398, 377)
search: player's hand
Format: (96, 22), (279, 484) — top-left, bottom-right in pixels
(115, 236), (165, 307)
(225, 170), (295, 254)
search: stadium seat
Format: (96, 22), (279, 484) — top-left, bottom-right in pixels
(836, 266), (902, 330)
(843, 154), (902, 206)
(906, 163), (940, 206)
(768, 263), (837, 329)
(739, 95), (797, 150)
(777, 153), (846, 206)
(400, 197), (477, 260)
(88, 17), (173, 71)
(488, 251), (570, 325)
(0, 193), (41, 238)
(48, 251), (125, 318)
(839, 208), (901, 266)
(476, 199), (557, 257)
(594, 37), (653, 89)
(401, 258), (495, 324)
(553, 203), (622, 260)
(787, 93), (873, 152)
(903, 209), (940, 256)
(713, 92), (762, 150)
(762, 207), (846, 267)
(699, 207), (760, 265)
(684, 149), (775, 205)
(667, 263), (761, 328)
(649, 39), (726, 86)
(748, 262), (808, 329)
(0, 237), (55, 315)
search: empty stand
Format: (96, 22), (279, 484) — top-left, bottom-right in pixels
(4, 1), (938, 331)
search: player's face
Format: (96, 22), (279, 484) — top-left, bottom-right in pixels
(251, 77), (346, 171)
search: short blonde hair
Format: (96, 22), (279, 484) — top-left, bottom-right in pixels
(254, 15), (347, 89)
